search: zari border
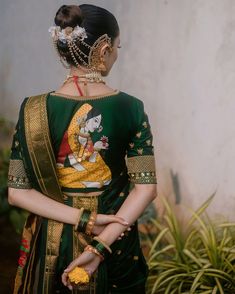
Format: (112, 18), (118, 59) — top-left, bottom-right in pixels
(42, 220), (64, 294)
(63, 191), (102, 198)
(127, 155), (157, 184)
(72, 196), (98, 293)
(24, 94), (65, 292)
(8, 159), (32, 189)
(126, 155), (156, 174)
(24, 94), (63, 202)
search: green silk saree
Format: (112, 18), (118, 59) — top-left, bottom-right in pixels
(8, 91), (156, 294)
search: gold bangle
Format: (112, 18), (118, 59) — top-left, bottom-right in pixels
(85, 211), (97, 235)
(84, 245), (104, 261)
(93, 236), (112, 254)
(74, 207), (84, 231)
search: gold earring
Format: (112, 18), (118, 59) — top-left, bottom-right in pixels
(97, 56), (106, 72)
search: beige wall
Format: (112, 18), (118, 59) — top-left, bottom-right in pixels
(1, 0), (235, 218)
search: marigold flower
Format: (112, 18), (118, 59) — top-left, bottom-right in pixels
(68, 267), (90, 284)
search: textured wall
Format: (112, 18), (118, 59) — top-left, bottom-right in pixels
(1, 0), (235, 218)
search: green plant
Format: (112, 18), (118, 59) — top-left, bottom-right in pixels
(147, 195), (235, 294)
(0, 117), (27, 234)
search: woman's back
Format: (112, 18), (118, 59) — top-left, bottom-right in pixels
(8, 4), (157, 293)
(47, 91), (154, 191)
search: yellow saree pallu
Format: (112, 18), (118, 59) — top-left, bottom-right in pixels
(13, 94), (98, 294)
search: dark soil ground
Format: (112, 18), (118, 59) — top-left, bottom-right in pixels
(0, 217), (20, 294)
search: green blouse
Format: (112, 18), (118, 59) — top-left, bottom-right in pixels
(8, 91), (156, 191)
(8, 90), (157, 294)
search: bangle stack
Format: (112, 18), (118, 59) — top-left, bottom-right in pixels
(84, 245), (104, 261)
(84, 237), (112, 261)
(85, 211), (97, 235)
(90, 237), (112, 260)
(74, 208), (97, 235)
(74, 207), (84, 232)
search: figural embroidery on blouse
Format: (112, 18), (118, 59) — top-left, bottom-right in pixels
(56, 103), (111, 188)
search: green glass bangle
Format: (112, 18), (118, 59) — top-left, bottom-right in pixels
(90, 239), (110, 259)
(77, 209), (91, 233)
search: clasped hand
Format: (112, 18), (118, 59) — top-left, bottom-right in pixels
(62, 213), (130, 290)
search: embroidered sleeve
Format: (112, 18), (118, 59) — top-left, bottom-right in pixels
(126, 101), (157, 184)
(8, 121), (32, 189)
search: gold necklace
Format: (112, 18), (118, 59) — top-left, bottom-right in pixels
(63, 72), (105, 85)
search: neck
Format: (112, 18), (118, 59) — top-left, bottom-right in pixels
(69, 66), (101, 77)
(70, 66), (87, 76)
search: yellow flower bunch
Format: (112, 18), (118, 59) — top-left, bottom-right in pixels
(68, 267), (90, 285)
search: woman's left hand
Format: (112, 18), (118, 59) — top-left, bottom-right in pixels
(61, 251), (101, 290)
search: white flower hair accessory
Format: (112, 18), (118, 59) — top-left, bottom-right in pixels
(48, 25), (87, 44)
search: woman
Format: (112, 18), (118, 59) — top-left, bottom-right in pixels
(8, 4), (157, 294)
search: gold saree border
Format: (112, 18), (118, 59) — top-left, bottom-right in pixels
(72, 195), (98, 293)
(24, 94), (63, 202)
(24, 93), (65, 293)
(42, 220), (64, 294)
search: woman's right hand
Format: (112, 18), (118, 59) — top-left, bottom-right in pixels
(92, 214), (129, 236)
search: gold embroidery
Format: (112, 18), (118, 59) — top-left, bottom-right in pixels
(146, 139), (151, 146)
(70, 194), (98, 211)
(142, 121), (148, 128)
(137, 148), (143, 155)
(129, 142), (134, 149)
(63, 191), (102, 198)
(129, 172), (156, 184)
(136, 131), (142, 138)
(127, 155), (156, 173)
(119, 192), (125, 197)
(8, 159), (31, 189)
(127, 155), (157, 184)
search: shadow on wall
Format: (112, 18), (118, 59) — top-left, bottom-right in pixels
(170, 169), (182, 205)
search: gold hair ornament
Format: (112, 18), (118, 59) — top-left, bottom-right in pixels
(49, 25), (112, 71)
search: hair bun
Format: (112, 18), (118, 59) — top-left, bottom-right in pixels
(60, 5), (70, 16)
(55, 5), (83, 29)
